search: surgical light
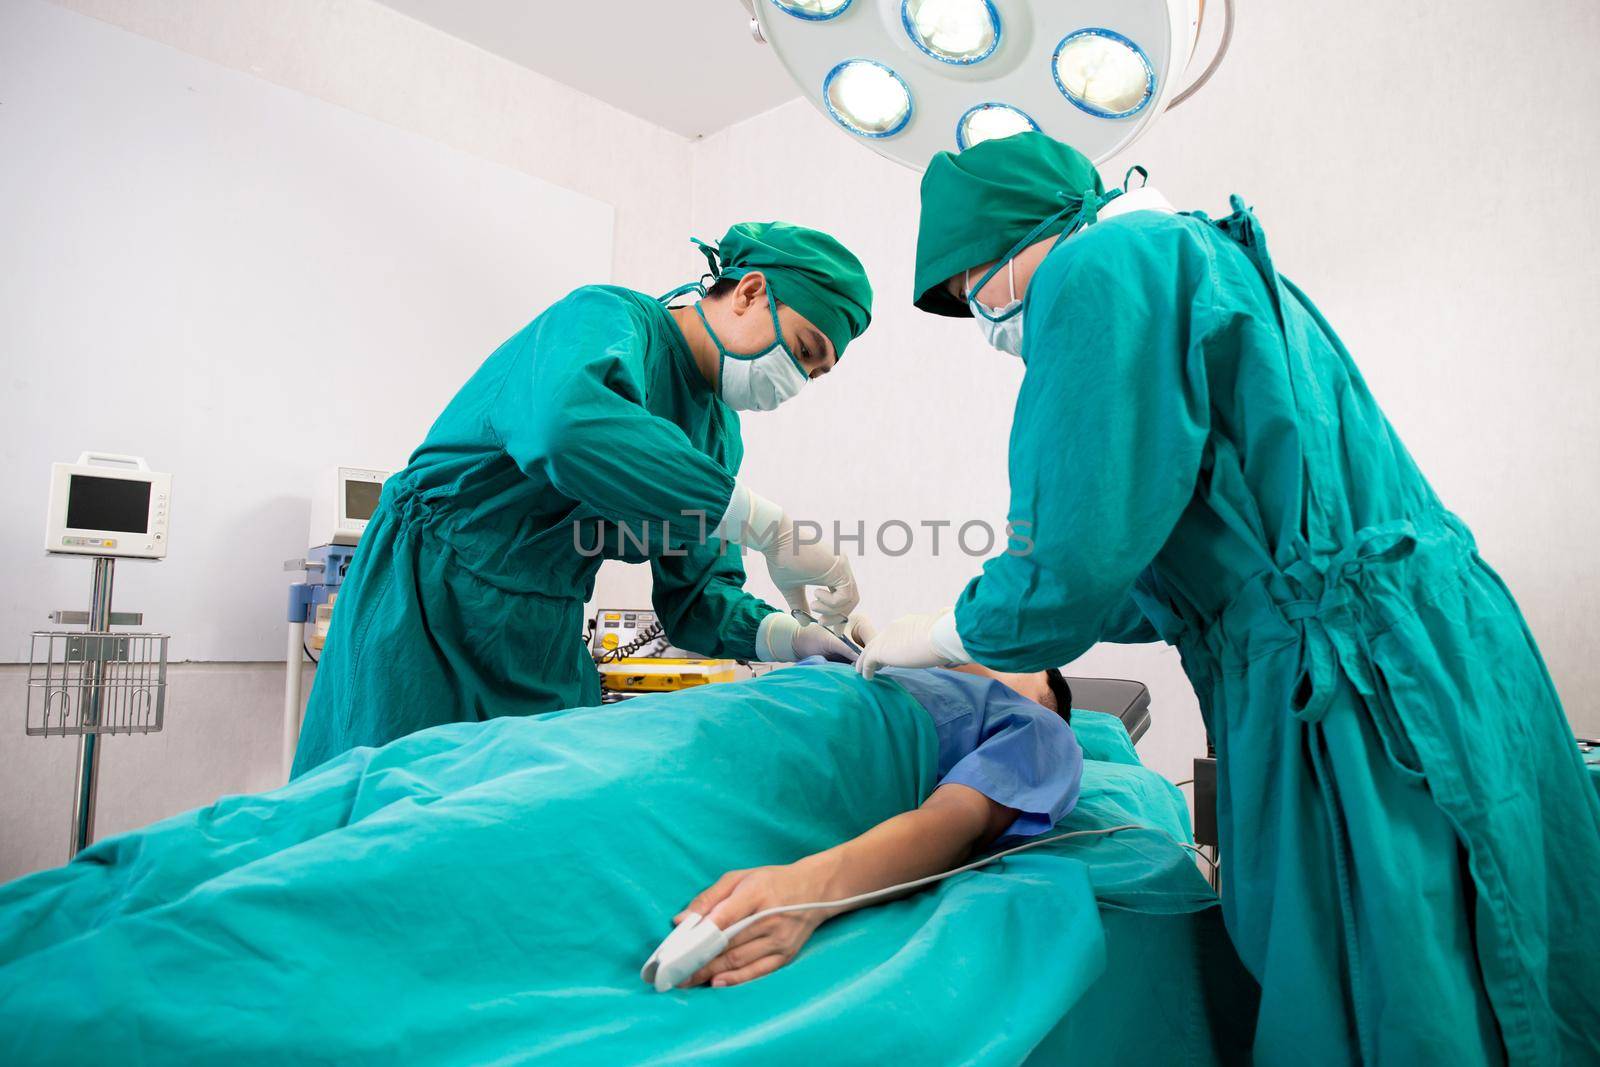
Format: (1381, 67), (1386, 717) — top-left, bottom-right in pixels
(824, 59), (913, 138)
(740, 0), (1234, 171)
(1053, 30), (1155, 118)
(771, 0), (853, 21)
(902, 0), (999, 65)
(956, 102), (1037, 150)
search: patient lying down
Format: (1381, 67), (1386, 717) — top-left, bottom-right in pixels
(671, 660), (1081, 990)
(0, 659), (1085, 1061)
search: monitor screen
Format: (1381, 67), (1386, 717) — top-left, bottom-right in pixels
(66, 475), (151, 533)
(344, 478), (382, 522)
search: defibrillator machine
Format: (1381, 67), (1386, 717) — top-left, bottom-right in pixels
(588, 609), (740, 700)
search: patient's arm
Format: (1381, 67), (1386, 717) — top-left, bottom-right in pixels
(677, 784), (1017, 989)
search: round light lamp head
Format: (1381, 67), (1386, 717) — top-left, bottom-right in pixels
(823, 59), (913, 138)
(1052, 29), (1155, 118)
(955, 102), (1038, 150)
(771, 0), (854, 21)
(901, 0), (1000, 65)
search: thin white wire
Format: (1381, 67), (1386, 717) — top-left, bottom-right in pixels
(723, 822), (1212, 940)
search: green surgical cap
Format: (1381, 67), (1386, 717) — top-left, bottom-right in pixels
(704, 221), (873, 359)
(912, 132), (1104, 317)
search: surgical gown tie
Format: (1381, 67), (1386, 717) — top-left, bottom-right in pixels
(1280, 520), (1418, 726)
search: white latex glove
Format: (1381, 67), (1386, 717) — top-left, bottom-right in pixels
(762, 517), (859, 625)
(756, 613), (858, 663)
(715, 485), (859, 624)
(855, 610), (969, 680)
(837, 613), (877, 647)
(793, 621), (858, 663)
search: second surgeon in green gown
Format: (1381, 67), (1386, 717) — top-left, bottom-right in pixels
(859, 133), (1600, 1064)
(293, 222), (873, 776)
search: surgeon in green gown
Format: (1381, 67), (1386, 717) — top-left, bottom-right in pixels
(857, 132), (1600, 1064)
(293, 222), (874, 776)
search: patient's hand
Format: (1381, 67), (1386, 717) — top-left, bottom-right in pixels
(674, 856), (840, 989)
(670, 785), (1009, 990)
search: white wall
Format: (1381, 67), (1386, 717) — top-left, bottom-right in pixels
(591, 0), (1600, 788)
(53, 0), (696, 288)
(1, 0), (615, 662)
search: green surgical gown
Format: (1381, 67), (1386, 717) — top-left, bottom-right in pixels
(292, 286), (776, 776)
(955, 199), (1600, 1064)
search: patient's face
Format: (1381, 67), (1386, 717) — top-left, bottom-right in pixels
(951, 663), (1054, 712)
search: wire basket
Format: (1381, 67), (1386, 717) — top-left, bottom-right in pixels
(26, 631), (168, 736)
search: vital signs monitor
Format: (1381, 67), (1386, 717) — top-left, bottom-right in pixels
(309, 466), (390, 547)
(44, 452), (172, 560)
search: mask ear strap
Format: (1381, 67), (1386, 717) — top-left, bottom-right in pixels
(693, 302), (733, 361)
(762, 288), (808, 379)
(693, 300), (741, 394)
(696, 284), (801, 383)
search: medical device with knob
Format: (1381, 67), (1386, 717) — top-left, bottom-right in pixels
(737, 0), (1234, 170)
(27, 452), (172, 859)
(588, 609), (742, 698)
(642, 822), (1213, 991)
(281, 466), (392, 779)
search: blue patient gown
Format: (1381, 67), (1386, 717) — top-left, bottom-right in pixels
(878, 665), (1082, 838)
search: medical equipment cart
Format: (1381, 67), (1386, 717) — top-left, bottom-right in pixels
(28, 452), (171, 858)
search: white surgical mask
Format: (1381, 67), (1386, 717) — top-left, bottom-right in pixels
(696, 291), (809, 412)
(960, 179), (1174, 361)
(719, 343), (808, 412)
(967, 258), (1025, 359)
